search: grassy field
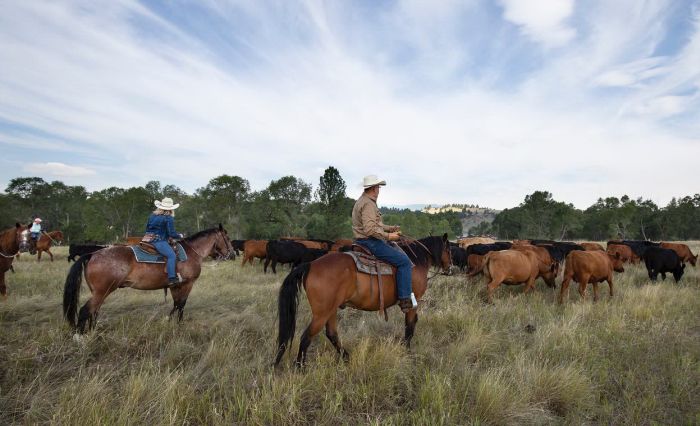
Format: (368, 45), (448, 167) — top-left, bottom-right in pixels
(1, 245), (699, 425)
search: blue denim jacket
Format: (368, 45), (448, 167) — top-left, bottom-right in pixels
(144, 214), (180, 241)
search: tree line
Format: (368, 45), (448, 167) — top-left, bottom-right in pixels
(469, 191), (700, 241)
(0, 167), (462, 243)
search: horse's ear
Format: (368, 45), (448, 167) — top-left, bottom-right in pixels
(442, 233), (448, 241)
(218, 223), (223, 231)
(15, 223), (21, 228)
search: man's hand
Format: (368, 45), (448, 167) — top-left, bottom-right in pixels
(388, 232), (401, 241)
(389, 225), (401, 232)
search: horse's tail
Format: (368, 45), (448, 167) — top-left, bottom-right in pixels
(274, 262), (310, 366)
(482, 252), (492, 281)
(63, 253), (91, 328)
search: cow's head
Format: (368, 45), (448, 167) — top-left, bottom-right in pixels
(690, 253), (697, 267)
(673, 262), (686, 282)
(609, 252), (625, 273)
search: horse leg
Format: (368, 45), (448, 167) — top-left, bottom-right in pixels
(324, 311), (349, 362)
(295, 315), (327, 368)
(169, 283), (193, 322)
(77, 287), (113, 333)
(403, 309), (418, 348)
(37, 250), (42, 262)
(0, 271), (6, 299)
(48, 249), (54, 262)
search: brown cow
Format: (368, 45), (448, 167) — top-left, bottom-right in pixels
(581, 242), (605, 251)
(482, 249), (542, 303)
(242, 240), (268, 266)
(466, 253), (485, 277)
(559, 251), (624, 304)
(330, 239), (353, 251)
(296, 240), (327, 250)
(606, 243), (637, 264)
(458, 236), (496, 249)
(660, 242), (697, 266)
(512, 244), (558, 287)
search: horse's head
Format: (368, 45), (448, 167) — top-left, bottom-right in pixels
(212, 223), (235, 260)
(438, 233), (452, 273)
(16, 223), (30, 253)
(53, 231), (65, 245)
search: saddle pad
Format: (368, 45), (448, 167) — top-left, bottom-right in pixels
(130, 243), (187, 263)
(343, 251), (394, 275)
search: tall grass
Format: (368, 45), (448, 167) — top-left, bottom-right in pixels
(0, 245), (698, 424)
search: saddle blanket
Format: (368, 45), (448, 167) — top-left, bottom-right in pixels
(343, 251), (394, 275)
(129, 243), (187, 264)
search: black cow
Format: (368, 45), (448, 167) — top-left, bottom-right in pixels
(301, 248), (328, 263)
(231, 239), (246, 256)
(466, 242), (512, 256)
(608, 240), (660, 259)
(642, 247), (685, 282)
(265, 240), (322, 273)
(68, 244), (106, 262)
(450, 246), (468, 271)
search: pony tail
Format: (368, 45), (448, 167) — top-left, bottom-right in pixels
(274, 262), (310, 366)
(63, 254), (91, 328)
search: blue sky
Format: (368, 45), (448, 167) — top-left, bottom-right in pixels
(1, 0), (698, 209)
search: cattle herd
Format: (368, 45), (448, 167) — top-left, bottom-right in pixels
(452, 237), (695, 303)
(66, 235), (696, 304)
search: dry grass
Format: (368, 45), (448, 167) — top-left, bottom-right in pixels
(1, 244), (699, 425)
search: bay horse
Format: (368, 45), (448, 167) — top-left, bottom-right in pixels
(0, 223), (30, 298)
(63, 224), (234, 333)
(274, 234), (451, 367)
(34, 230), (64, 262)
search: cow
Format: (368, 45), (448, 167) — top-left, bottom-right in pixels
(581, 242), (605, 251)
(241, 240), (268, 267)
(458, 236), (496, 249)
(482, 249), (543, 303)
(265, 240), (328, 273)
(512, 244), (559, 287)
(330, 239), (354, 252)
(660, 242), (697, 266)
(231, 239), (246, 256)
(608, 240), (660, 263)
(465, 242), (512, 277)
(67, 244), (107, 262)
(558, 250), (625, 304)
(450, 246), (468, 271)
(642, 247), (685, 282)
(606, 242), (637, 264)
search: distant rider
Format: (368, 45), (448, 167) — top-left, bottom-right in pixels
(29, 218), (42, 253)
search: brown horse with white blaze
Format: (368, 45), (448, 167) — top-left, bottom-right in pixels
(274, 234), (451, 368)
(0, 224), (30, 298)
(63, 225), (234, 333)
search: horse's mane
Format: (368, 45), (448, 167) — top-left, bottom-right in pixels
(185, 228), (220, 242)
(398, 236), (444, 268)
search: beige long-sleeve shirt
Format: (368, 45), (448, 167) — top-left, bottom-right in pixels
(352, 193), (395, 239)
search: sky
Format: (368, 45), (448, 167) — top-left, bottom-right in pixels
(1, 0), (699, 209)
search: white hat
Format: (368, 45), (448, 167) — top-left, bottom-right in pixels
(34, 218), (42, 223)
(362, 175), (386, 188)
(154, 197), (180, 210)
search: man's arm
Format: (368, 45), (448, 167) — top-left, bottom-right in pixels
(361, 205), (390, 239)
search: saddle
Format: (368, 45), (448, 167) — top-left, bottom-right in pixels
(138, 241), (177, 256)
(343, 245), (398, 321)
(129, 242), (187, 264)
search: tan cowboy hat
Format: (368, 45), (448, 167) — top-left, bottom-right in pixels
(362, 175), (386, 188)
(154, 197), (180, 210)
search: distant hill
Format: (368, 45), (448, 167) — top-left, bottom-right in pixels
(422, 204), (500, 234)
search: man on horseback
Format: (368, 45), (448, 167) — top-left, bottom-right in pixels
(144, 198), (184, 287)
(352, 175), (417, 312)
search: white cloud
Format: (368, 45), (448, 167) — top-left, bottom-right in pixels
(24, 162), (96, 177)
(0, 1), (698, 209)
(499, 0), (576, 47)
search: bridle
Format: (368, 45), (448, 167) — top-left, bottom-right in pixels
(0, 228), (25, 258)
(397, 235), (452, 280)
(181, 230), (233, 260)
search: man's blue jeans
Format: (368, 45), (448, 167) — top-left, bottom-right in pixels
(152, 240), (177, 279)
(355, 238), (413, 299)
